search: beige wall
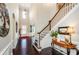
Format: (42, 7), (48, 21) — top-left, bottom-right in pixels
(29, 3), (57, 33)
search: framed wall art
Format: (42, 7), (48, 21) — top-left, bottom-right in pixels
(58, 26), (69, 35)
(0, 3), (10, 37)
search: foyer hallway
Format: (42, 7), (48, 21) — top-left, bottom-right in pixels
(13, 36), (39, 55)
(13, 36), (63, 55)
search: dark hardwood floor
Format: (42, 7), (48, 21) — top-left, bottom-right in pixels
(13, 36), (63, 55)
(13, 36), (39, 55)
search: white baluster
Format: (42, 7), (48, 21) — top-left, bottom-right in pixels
(64, 4), (66, 16)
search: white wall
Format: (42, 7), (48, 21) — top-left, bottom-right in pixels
(6, 3), (19, 49)
(0, 3), (19, 54)
(40, 33), (52, 49)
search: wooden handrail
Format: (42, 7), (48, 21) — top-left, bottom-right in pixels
(38, 24), (49, 34)
(50, 3), (65, 22)
(38, 3), (65, 34)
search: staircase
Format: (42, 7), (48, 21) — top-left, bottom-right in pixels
(33, 3), (78, 51)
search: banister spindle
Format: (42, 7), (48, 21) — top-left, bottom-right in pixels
(65, 3), (67, 15)
(70, 3), (72, 10)
(68, 3), (70, 11)
(71, 3), (73, 9)
(72, 3), (75, 8)
(67, 3), (68, 13)
(67, 3), (69, 13)
(64, 4), (66, 16)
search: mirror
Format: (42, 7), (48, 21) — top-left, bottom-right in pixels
(0, 3), (10, 37)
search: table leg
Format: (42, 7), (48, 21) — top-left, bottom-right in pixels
(67, 48), (70, 55)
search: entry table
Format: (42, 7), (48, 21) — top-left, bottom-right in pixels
(52, 39), (76, 55)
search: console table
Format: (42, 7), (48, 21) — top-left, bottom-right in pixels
(52, 39), (76, 55)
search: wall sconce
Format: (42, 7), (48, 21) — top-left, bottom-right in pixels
(67, 26), (75, 44)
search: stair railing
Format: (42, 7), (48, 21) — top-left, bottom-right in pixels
(37, 3), (77, 49)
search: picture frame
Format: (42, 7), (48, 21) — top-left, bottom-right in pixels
(16, 22), (18, 33)
(0, 3), (10, 37)
(58, 26), (70, 35)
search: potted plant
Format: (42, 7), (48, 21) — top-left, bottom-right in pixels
(50, 31), (59, 40)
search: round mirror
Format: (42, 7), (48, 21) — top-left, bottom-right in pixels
(0, 3), (10, 37)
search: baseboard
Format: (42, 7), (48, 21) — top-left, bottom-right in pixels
(32, 43), (42, 53)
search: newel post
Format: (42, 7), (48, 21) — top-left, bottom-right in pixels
(38, 32), (41, 49)
(49, 20), (51, 30)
